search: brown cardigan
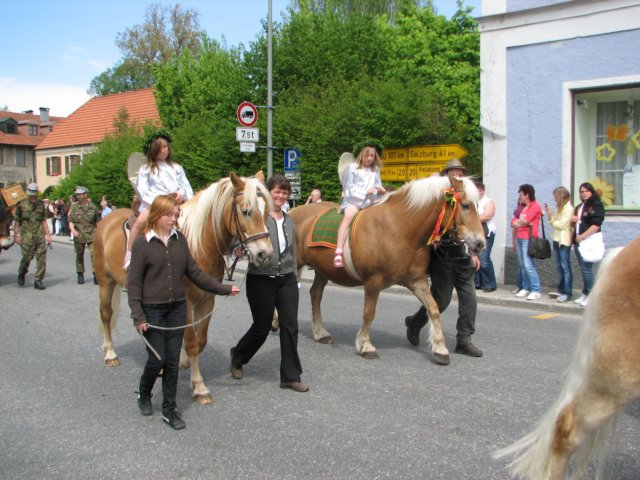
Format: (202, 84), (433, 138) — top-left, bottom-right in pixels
(128, 230), (232, 326)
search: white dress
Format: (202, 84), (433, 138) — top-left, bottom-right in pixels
(339, 163), (382, 212)
(136, 161), (194, 210)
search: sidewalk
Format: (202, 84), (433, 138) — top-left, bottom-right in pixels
(226, 257), (585, 316)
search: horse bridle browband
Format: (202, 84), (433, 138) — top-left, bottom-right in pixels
(231, 191), (270, 252)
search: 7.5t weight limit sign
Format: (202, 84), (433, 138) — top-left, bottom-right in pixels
(237, 102), (258, 128)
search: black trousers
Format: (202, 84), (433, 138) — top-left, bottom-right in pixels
(231, 272), (303, 383)
(139, 301), (186, 415)
(407, 255), (477, 345)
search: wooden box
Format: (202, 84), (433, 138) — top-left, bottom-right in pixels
(1, 184), (26, 207)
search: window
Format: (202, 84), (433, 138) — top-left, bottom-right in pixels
(0, 147), (3, 165)
(47, 156), (62, 176)
(28, 125), (38, 135)
(574, 86), (640, 211)
(65, 154), (82, 174)
(15, 149), (27, 167)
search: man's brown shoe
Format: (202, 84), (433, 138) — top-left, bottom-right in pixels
(280, 381), (309, 393)
(229, 349), (243, 380)
(454, 343), (483, 357)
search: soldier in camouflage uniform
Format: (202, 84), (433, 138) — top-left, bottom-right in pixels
(68, 186), (101, 285)
(14, 183), (53, 290)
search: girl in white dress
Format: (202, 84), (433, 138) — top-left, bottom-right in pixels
(334, 145), (385, 268)
(124, 133), (193, 269)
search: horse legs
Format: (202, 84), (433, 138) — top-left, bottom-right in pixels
(411, 279), (450, 365)
(355, 282), (382, 359)
(183, 302), (214, 405)
(309, 273), (332, 344)
(98, 281), (121, 367)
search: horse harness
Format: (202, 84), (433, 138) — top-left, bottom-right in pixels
(427, 186), (472, 258)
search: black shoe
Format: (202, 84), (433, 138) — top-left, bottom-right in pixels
(405, 316), (421, 346)
(137, 392), (153, 416)
(77, 273), (84, 284)
(93, 273), (99, 285)
(18, 273), (25, 286)
(34, 280), (46, 290)
(229, 349), (243, 380)
(454, 343), (483, 357)
(483, 287), (497, 293)
(162, 410), (185, 430)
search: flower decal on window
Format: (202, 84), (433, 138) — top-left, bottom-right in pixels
(589, 176), (615, 206)
(596, 143), (616, 162)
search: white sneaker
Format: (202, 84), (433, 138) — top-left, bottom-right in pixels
(511, 287), (521, 294)
(579, 297), (589, 307)
(515, 289), (530, 298)
(526, 292), (541, 300)
(574, 294), (587, 304)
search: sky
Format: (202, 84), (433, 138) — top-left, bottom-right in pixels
(1, 0), (481, 117)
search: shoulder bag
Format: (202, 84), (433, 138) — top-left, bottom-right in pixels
(527, 217), (552, 260)
(578, 231), (605, 262)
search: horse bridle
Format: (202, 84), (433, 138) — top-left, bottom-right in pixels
(230, 191), (270, 253)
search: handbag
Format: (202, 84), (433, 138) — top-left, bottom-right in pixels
(578, 231), (605, 262)
(527, 218), (551, 260)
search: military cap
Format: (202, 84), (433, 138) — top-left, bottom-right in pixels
(75, 186), (88, 194)
(26, 183), (39, 195)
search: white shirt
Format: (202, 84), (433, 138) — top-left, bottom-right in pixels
(340, 163), (382, 210)
(136, 161), (194, 209)
(478, 196), (496, 235)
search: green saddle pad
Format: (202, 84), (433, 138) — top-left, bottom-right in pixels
(309, 208), (343, 248)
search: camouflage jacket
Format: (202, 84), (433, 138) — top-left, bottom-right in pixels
(68, 201), (101, 243)
(14, 198), (47, 239)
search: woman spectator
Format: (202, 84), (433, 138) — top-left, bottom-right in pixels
(545, 186), (573, 303)
(510, 184), (542, 300)
(571, 182), (605, 307)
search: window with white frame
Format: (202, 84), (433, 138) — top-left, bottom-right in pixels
(47, 156), (62, 176)
(65, 154), (82, 174)
(574, 86), (640, 211)
(15, 149), (26, 167)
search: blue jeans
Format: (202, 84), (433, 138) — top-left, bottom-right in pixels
(475, 233), (497, 289)
(553, 242), (572, 297)
(574, 244), (594, 296)
(516, 239), (540, 293)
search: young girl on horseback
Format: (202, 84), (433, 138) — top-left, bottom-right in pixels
(124, 132), (193, 269)
(334, 145), (385, 268)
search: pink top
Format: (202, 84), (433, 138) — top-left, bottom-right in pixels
(512, 201), (542, 240)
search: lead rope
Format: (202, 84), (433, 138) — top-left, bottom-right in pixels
(140, 269), (248, 360)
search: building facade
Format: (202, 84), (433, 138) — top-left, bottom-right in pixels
(479, 0), (640, 283)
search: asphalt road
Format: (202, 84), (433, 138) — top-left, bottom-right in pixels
(0, 240), (638, 479)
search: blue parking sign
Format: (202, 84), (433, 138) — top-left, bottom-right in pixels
(284, 148), (301, 172)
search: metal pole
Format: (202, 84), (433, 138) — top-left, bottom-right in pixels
(267, 0), (273, 178)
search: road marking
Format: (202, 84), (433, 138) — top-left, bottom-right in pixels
(532, 313), (559, 320)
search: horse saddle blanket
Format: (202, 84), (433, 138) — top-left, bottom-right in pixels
(307, 208), (361, 248)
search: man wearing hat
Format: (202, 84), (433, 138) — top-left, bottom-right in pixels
(14, 183), (52, 290)
(68, 186), (101, 284)
(403, 159), (484, 358)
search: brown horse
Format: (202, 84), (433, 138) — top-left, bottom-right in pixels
(288, 174), (485, 364)
(0, 202), (15, 252)
(494, 237), (640, 479)
(93, 172), (273, 404)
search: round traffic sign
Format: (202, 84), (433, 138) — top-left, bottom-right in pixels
(237, 102), (258, 127)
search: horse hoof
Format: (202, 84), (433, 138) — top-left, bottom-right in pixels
(432, 353), (450, 365)
(362, 351), (380, 360)
(318, 336), (334, 344)
(193, 393), (214, 405)
(104, 358), (120, 367)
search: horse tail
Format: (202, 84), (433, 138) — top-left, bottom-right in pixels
(494, 247), (625, 479)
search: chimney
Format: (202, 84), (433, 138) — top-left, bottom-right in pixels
(39, 107), (50, 123)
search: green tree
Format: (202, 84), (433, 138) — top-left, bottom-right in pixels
(89, 3), (204, 96)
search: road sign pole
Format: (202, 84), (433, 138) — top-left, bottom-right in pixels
(267, 0), (273, 178)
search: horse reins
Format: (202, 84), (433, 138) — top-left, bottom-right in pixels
(427, 187), (463, 245)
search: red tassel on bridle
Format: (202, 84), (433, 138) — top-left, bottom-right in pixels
(427, 188), (461, 245)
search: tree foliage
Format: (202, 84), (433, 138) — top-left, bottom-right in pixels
(89, 3), (204, 96)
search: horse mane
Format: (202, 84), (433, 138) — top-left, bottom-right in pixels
(377, 176), (479, 209)
(180, 175), (271, 257)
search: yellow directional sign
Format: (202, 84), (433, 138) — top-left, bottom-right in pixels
(380, 144), (468, 182)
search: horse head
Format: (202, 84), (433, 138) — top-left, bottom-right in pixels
(447, 174), (485, 256)
(228, 171), (274, 267)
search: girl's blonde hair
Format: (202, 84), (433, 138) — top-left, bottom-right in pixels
(553, 186), (571, 209)
(145, 194), (179, 233)
(355, 145), (383, 171)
